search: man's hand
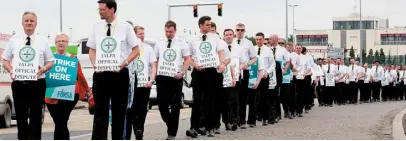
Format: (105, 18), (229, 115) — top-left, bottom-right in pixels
(174, 73), (183, 80)
(282, 68), (286, 75)
(217, 64), (226, 73)
(115, 61), (127, 72)
(263, 72), (268, 79)
(252, 82), (259, 89)
(145, 81), (153, 88)
(241, 63), (249, 70)
(37, 66), (46, 78)
(194, 65), (203, 71)
(232, 79), (236, 87)
(9, 73), (15, 81)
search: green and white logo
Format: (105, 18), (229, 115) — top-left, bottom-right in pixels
(374, 72), (379, 77)
(327, 74), (334, 80)
(163, 49), (176, 62)
(19, 46), (36, 62)
(135, 60), (144, 73)
(199, 41), (212, 54)
(269, 71), (274, 78)
(100, 37), (117, 53)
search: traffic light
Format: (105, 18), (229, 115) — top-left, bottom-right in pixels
(217, 4), (222, 16)
(193, 5), (198, 17)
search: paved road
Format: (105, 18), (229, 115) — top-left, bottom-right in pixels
(1, 101), (405, 140)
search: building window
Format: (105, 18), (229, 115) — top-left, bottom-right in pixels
(381, 34), (406, 45)
(296, 34), (328, 46)
(334, 20), (374, 30)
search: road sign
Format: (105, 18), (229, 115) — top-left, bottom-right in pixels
(327, 47), (344, 59)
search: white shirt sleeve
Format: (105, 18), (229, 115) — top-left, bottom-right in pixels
(87, 26), (96, 49)
(2, 38), (14, 61)
(154, 42), (160, 59)
(127, 25), (141, 49)
(267, 49), (276, 74)
(181, 41), (191, 57)
(248, 41), (256, 58)
(43, 40), (55, 62)
(149, 46), (157, 63)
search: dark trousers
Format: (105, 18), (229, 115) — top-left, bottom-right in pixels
(156, 76), (182, 136)
(359, 80), (368, 102)
(362, 82), (372, 102)
(280, 83), (295, 115)
(349, 81), (357, 103)
(190, 68), (223, 130)
(276, 94), (282, 118)
(269, 88), (279, 121)
(246, 88), (257, 125)
(47, 94), (79, 140)
(343, 83), (351, 103)
(295, 76), (310, 114)
(372, 82), (381, 101)
(303, 76), (312, 111)
(335, 82), (344, 104)
(239, 70), (249, 125)
(219, 86), (239, 125)
(92, 68), (130, 140)
(258, 78), (269, 122)
(395, 83), (403, 100)
(11, 79), (46, 140)
(382, 85), (390, 101)
(323, 86), (334, 105)
(125, 87), (151, 140)
(316, 83), (323, 106)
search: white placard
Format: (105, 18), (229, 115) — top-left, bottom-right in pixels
(268, 70), (277, 89)
(158, 48), (180, 77)
(196, 41), (219, 68)
(381, 76), (389, 86)
(12, 45), (39, 81)
(135, 58), (149, 87)
(223, 64), (233, 87)
(325, 73), (335, 86)
(95, 36), (121, 72)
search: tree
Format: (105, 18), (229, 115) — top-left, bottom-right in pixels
(349, 46), (355, 59)
(379, 48), (385, 64)
(361, 49), (366, 64)
(399, 55), (404, 65)
(245, 36), (256, 46)
(374, 50), (379, 62)
(288, 34), (294, 43)
(367, 49), (374, 64)
(388, 51), (391, 65)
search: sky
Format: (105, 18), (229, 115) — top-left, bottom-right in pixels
(1, 0), (406, 43)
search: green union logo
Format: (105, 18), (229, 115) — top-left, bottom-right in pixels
(19, 46), (36, 62)
(199, 42), (212, 54)
(101, 37), (117, 53)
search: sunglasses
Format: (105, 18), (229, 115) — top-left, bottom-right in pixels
(278, 42), (285, 45)
(236, 29), (245, 32)
(264, 43), (268, 45)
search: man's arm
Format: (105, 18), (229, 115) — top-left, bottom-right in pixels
(150, 61), (157, 81)
(125, 47), (140, 67)
(182, 56), (191, 74)
(89, 48), (96, 67)
(3, 60), (12, 74)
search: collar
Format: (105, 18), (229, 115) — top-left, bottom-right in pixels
(105, 18), (118, 25)
(24, 33), (35, 40)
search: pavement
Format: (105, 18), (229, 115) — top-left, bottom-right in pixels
(1, 101), (406, 140)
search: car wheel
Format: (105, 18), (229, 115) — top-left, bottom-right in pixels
(0, 104), (12, 128)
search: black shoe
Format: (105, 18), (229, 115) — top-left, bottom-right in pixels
(298, 113), (303, 117)
(249, 124), (255, 128)
(214, 128), (221, 134)
(262, 120), (268, 126)
(268, 120), (275, 124)
(225, 123), (232, 130)
(231, 123), (238, 131)
(305, 110), (309, 114)
(135, 130), (143, 140)
(240, 124), (247, 129)
(186, 129), (198, 138)
(196, 128), (207, 135)
(207, 130), (214, 137)
(166, 135), (175, 140)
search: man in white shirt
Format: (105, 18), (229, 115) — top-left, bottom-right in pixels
(395, 65), (403, 101)
(335, 58), (347, 105)
(153, 21), (191, 140)
(219, 29), (246, 131)
(2, 11), (55, 140)
(87, 0), (141, 139)
(316, 58), (325, 106)
(358, 63), (370, 103)
(321, 57), (338, 107)
(269, 34), (291, 120)
(371, 61), (384, 102)
(347, 58), (358, 104)
(292, 45), (312, 117)
(125, 26), (157, 140)
(186, 16), (227, 137)
(234, 23), (257, 129)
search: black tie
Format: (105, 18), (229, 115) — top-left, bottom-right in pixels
(327, 64), (330, 73)
(237, 40), (241, 45)
(107, 24), (111, 36)
(202, 35), (207, 41)
(228, 45), (231, 51)
(167, 39), (172, 48)
(338, 65), (340, 71)
(257, 47), (261, 55)
(398, 71), (400, 81)
(272, 47), (276, 59)
(26, 37), (31, 45)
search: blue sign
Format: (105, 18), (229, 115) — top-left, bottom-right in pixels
(45, 54), (78, 101)
(277, 60), (291, 84)
(248, 57), (258, 88)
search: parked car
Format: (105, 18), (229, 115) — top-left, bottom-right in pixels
(148, 79), (193, 109)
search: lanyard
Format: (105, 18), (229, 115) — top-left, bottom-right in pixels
(104, 20), (118, 37)
(139, 43), (144, 59)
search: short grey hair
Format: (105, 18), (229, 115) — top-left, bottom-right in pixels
(55, 32), (70, 41)
(22, 11), (37, 19)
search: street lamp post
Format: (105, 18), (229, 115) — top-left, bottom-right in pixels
(289, 4), (298, 44)
(69, 28), (73, 43)
(60, 0), (63, 32)
(359, 0), (362, 64)
(285, 0), (288, 42)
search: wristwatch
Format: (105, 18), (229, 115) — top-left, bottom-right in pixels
(125, 61), (129, 66)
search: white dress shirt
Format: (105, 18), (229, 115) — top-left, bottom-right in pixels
(234, 38), (256, 70)
(293, 54), (312, 77)
(132, 42), (157, 76)
(154, 37), (190, 72)
(322, 63), (338, 86)
(2, 34), (55, 79)
(254, 45), (275, 73)
(86, 19), (141, 65)
(189, 32), (229, 68)
(336, 65), (347, 83)
(371, 65), (384, 82)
